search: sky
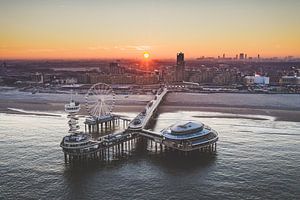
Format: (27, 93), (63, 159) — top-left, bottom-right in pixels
(0, 0), (300, 59)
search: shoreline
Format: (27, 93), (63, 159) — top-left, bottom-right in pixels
(1, 101), (300, 122)
(158, 105), (300, 122)
(1, 91), (300, 122)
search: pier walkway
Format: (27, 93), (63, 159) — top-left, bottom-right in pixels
(95, 87), (168, 146)
(127, 87), (168, 131)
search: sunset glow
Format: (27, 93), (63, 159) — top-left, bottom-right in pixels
(0, 0), (300, 59)
(143, 52), (150, 59)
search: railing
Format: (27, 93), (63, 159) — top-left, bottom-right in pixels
(127, 87), (168, 131)
(139, 129), (164, 141)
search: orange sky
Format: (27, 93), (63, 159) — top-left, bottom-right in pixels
(1, 0), (300, 59)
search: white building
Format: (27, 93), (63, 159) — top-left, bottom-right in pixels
(244, 75), (269, 85)
(281, 76), (300, 85)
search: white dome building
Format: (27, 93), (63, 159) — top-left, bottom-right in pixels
(161, 121), (218, 152)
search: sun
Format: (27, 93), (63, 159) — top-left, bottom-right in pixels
(143, 52), (150, 59)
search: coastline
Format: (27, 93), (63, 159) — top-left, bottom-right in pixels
(1, 100), (300, 122)
(159, 105), (300, 122)
(1, 90), (300, 122)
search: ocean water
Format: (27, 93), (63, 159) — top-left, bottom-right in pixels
(0, 111), (299, 200)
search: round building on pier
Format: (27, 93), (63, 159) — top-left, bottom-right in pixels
(161, 121), (218, 151)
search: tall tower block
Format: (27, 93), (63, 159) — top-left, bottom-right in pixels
(176, 52), (185, 82)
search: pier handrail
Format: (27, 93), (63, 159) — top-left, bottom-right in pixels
(127, 87), (168, 131)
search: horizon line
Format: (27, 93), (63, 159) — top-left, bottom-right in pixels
(1, 55), (300, 61)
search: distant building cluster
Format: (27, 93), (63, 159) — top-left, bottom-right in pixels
(88, 73), (159, 85)
(185, 67), (241, 85)
(280, 76), (300, 85)
(0, 53), (300, 93)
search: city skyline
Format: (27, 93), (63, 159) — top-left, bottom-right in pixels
(1, 0), (300, 59)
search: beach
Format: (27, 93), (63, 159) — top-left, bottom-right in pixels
(1, 88), (300, 121)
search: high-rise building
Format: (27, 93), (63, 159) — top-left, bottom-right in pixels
(177, 52), (184, 66)
(109, 62), (122, 74)
(175, 52), (185, 82)
(258, 54), (260, 59)
(245, 54), (247, 59)
(239, 53), (244, 60)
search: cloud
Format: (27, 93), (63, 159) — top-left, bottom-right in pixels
(26, 48), (68, 52)
(114, 45), (151, 51)
(88, 46), (110, 51)
(27, 48), (56, 52)
(128, 45), (151, 51)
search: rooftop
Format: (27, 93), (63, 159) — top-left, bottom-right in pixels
(163, 128), (211, 140)
(64, 133), (89, 143)
(170, 121), (204, 134)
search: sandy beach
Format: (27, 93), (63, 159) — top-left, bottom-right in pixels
(1, 89), (300, 122)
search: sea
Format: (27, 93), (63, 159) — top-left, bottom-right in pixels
(0, 110), (300, 200)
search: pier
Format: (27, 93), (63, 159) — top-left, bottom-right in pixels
(61, 84), (218, 163)
(84, 115), (130, 134)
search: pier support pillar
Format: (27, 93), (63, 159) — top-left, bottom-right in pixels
(96, 123), (99, 134)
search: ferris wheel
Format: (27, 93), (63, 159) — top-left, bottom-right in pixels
(85, 83), (116, 118)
